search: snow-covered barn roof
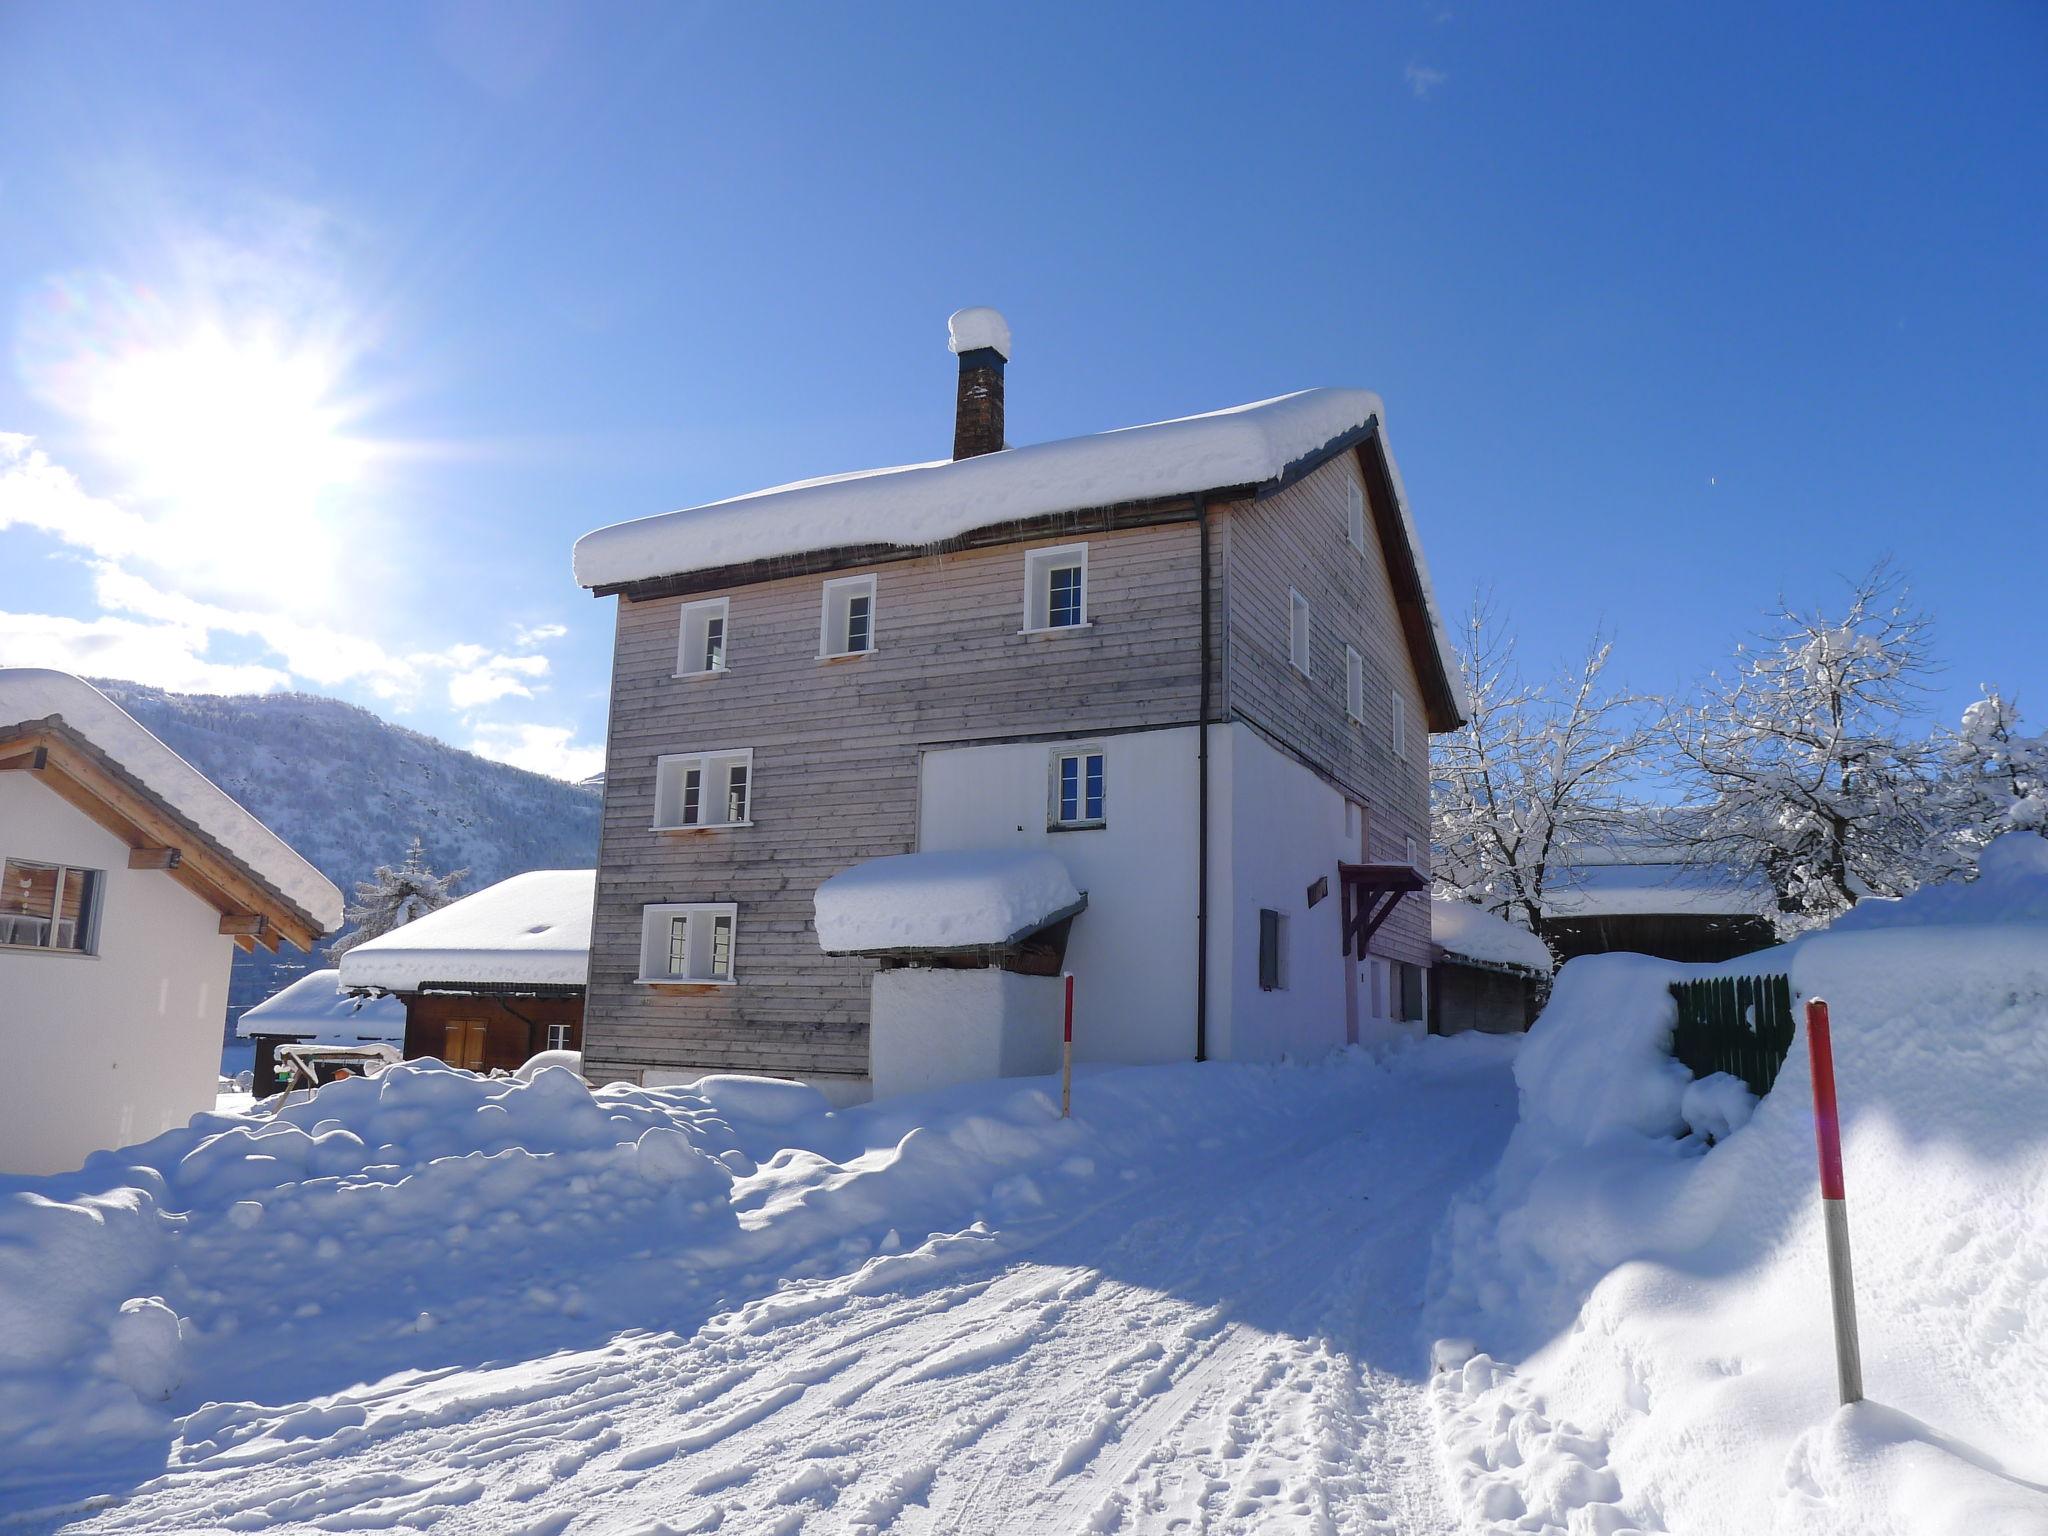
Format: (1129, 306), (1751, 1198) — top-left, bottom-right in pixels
(237, 969), (408, 1043)
(0, 668), (342, 944)
(814, 850), (1084, 956)
(1540, 861), (1775, 919)
(338, 870), (595, 993)
(571, 388), (1467, 726)
(1431, 899), (1554, 976)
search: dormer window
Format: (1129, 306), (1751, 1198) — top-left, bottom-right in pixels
(820, 575), (877, 659)
(1023, 544), (1089, 632)
(677, 598), (730, 677)
(654, 750), (753, 830)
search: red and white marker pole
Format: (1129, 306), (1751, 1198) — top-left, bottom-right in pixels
(1061, 972), (1075, 1119)
(1806, 997), (1864, 1406)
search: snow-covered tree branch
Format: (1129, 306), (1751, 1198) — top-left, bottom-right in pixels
(1430, 597), (1661, 940)
(326, 836), (468, 957)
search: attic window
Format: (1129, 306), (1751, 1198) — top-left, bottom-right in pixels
(1024, 544), (1089, 632)
(678, 597), (729, 677)
(1345, 481), (1367, 556)
(654, 750), (753, 829)
(820, 575), (877, 659)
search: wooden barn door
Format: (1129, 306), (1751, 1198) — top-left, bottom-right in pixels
(443, 1019), (488, 1071)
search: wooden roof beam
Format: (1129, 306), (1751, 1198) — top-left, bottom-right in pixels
(127, 846), (183, 870)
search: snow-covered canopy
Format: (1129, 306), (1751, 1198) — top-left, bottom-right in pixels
(0, 668), (342, 932)
(1541, 861), (1774, 919)
(814, 850), (1083, 955)
(236, 969), (407, 1043)
(1432, 899), (1554, 975)
(338, 870), (595, 992)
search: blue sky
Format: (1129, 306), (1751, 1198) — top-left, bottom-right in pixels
(1, 2), (2041, 779)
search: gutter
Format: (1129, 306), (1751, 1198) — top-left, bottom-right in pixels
(1195, 494), (1211, 1063)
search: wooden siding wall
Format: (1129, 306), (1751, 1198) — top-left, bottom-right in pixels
(1219, 452), (1435, 968)
(586, 519), (1224, 1085)
(403, 993), (585, 1073)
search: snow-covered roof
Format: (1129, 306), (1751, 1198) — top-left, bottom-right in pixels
(814, 850), (1084, 955)
(1540, 862), (1774, 919)
(570, 388), (1465, 718)
(338, 870), (595, 992)
(0, 668), (342, 932)
(237, 969), (408, 1042)
(1432, 899), (1554, 975)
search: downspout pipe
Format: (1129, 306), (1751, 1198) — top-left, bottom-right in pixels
(1195, 494), (1211, 1063)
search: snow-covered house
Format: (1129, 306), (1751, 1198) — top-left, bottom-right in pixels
(337, 870), (591, 1073)
(570, 311), (1466, 1101)
(237, 969), (408, 1096)
(1429, 897), (1553, 1035)
(0, 669), (342, 1173)
(1542, 839), (1777, 964)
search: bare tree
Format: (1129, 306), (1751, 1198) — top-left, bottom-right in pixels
(1431, 597), (1661, 939)
(1670, 561), (1953, 929)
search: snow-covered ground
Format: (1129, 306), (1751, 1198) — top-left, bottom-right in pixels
(1, 1038), (1518, 1534)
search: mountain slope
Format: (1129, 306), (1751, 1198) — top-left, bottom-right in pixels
(92, 682), (602, 1017)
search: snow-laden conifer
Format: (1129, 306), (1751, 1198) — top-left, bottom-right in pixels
(326, 837), (468, 957)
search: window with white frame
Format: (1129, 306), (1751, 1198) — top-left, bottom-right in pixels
(653, 749), (753, 829)
(820, 574), (877, 658)
(1346, 645), (1365, 722)
(1289, 589), (1311, 676)
(1023, 543), (1089, 631)
(1049, 747), (1106, 828)
(677, 597), (730, 676)
(1345, 481), (1367, 555)
(0, 857), (101, 953)
(638, 902), (738, 983)
(1392, 692), (1407, 758)
(546, 1022), (574, 1052)
(1406, 835), (1419, 870)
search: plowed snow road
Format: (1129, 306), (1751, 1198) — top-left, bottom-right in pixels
(47, 1046), (1516, 1536)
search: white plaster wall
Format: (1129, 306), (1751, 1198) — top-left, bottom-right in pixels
(0, 773), (235, 1174)
(917, 727), (1207, 1065)
(869, 967), (1064, 1099)
(1218, 723), (1359, 1063)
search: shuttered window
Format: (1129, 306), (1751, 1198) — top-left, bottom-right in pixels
(1259, 908), (1286, 991)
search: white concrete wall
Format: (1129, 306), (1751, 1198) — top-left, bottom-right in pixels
(1219, 723), (1365, 1062)
(918, 726), (1206, 1065)
(869, 967), (1064, 1099)
(0, 773), (236, 1174)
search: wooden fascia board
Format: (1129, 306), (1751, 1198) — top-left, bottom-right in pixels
(1350, 432), (1465, 735)
(9, 728), (324, 951)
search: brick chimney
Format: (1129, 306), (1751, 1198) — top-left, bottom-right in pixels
(948, 306), (1011, 459)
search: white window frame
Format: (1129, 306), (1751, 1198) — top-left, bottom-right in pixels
(819, 574), (878, 659)
(1406, 835), (1420, 870)
(652, 749), (754, 830)
(0, 857), (102, 954)
(637, 902), (739, 985)
(1346, 645), (1365, 723)
(676, 597), (730, 678)
(546, 1022), (574, 1052)
(1022, 543), (1091, 634)
(1289, 589), (1312, 677)
(1392, 692), (1407, 758)
(1345, 481), (1368, 556)
(1048, 746), (1107, 830)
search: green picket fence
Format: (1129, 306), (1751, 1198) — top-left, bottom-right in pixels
(1667, 973), (1797, 1099)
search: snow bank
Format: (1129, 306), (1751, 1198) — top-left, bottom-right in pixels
(1830, 831), (2048, 930)
(1427, 899), (2048, 1532)
(234, 968), (407, 1042)
(813, 849), (1081, 953)
(338, 869), (594, 990)
(0, 1039), (1487, 1511)
(1432, 898), (1554, 974)
(0, 668), (342, 931)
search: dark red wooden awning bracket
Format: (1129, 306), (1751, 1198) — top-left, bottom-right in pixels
(1339, 861), (1427, 957)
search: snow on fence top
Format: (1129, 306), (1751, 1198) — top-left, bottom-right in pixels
(1431, 898), (1554, 975)
(338, 869), (595, 992)
(1540, 861), (1774, 919)
(236, 969), (408, 1042)
(0, 667), (343, 931)
(814, 850), (1082, 955)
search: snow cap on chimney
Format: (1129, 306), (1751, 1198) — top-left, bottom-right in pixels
(947, 306), (1012, 361)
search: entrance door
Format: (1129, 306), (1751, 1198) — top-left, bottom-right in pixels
(443, 1019), (487, 1071)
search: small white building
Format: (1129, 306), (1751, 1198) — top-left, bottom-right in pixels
(0, 669), (342, 1174)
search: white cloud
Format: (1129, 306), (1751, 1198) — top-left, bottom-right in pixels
(1405, 61), (1448, 99)
(513, 621), (567, 646)
(0, 608), (291, 694)
(444, 649), (550, 710)
(466, 722), (604, 783)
